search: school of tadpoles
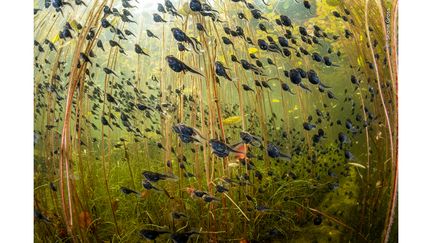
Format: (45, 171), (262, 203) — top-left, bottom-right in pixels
(34, 0), (398, 242)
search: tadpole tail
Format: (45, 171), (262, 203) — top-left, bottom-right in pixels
(320, 82), (331, 88)
(64, 2), (74, 9)
(279, 153), (291, 160)
(299, 83), (311, 92)
(185, 64), (204, 77)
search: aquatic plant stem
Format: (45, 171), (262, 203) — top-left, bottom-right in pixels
(223, 192), (250, 221)
(365, 1), (397, 242)
(58, 1), (109, 238)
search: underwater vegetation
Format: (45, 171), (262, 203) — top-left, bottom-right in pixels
(34, 0), (398, 242)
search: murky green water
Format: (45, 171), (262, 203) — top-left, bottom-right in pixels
(34, 0), (398, 242)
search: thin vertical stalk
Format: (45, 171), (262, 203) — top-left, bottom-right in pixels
(365, 1), (397, 242)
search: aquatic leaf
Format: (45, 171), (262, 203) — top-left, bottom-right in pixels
(348, 162), (366, 169)
(248, 47), (258, 55)
(70, 20), (79, 31)
(228, 162), (239, 168)
(52, 33), (60, 44)
(222, 116), (242, 125)
(357, 56), (364, 67)
(78, 211), (92, 229)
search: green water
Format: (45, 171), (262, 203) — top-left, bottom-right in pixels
(34, 0), (398, 242)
